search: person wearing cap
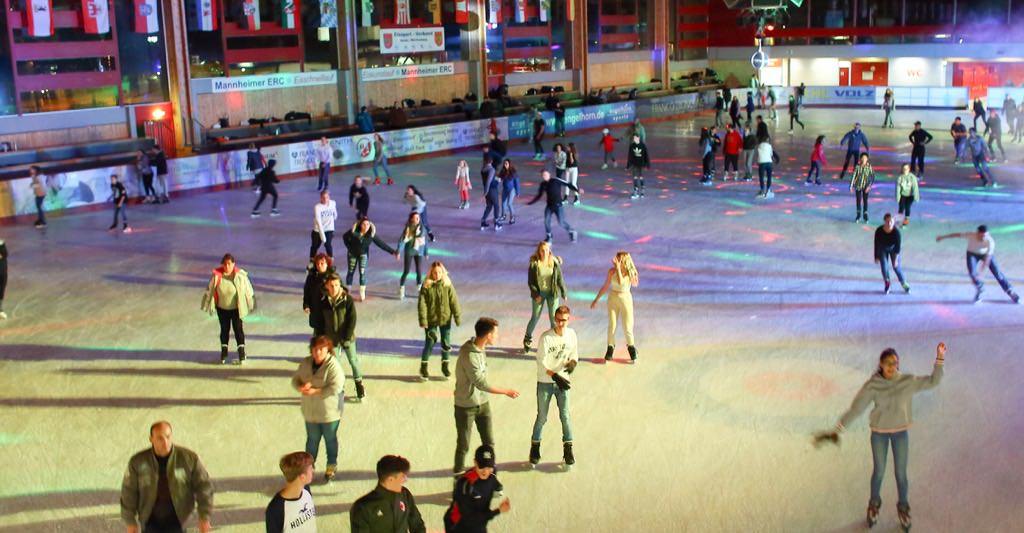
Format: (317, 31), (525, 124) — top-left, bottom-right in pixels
(839, 123), (869, 180)
(444, 445), (511, 533)
(350, 455), (426, 533)
(453, 318), (520, 474)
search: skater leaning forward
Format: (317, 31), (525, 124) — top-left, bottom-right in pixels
(417, 261), (462, 382)
(444, 445), (511, 533)
(201, 254), (255, 365)
(529, 305), (579, 470)
(936, 226), (1020, 304)
(815, 342), (947, 531)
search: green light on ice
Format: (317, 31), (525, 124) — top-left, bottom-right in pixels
(574, 204), (617, 216)
(426, 247), (458, 257)
(929, 187), (1011, 198)
(583, 230), (617, 241)
(710, 251), (760, 263)
(157, 215), (226, 227)
(568, 291), (598, 301)
(724, 199), (754, 208)
(990, 223), (1024, 235)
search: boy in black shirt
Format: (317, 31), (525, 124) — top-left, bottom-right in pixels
(908, 122), (933, 176)
(526, 170), (580, 243)
(444, 445), (510, 533)
(109, 174), (131, 233)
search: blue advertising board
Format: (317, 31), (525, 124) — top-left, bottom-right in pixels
(803, 86), (876, 106)
(508, 101), (637, 139)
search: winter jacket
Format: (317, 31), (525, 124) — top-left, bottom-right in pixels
(527, 177), (578, 209)
(343, 222), (396, 258)
(701, 135), (720, 158)
(850, 163), (875, 192)
(356, 111), (375, 133)
(967, 135), (988, 158)
(246, 149), (265, 172)
(599, 134), (617, 153)
(481, 164), (499, 197)
(417, 279), (461, 328)
(528, 258), (567, 299)
(874, 226), (902, 260)
(811, 144), (827, 164)
(398, 224), (428, 257)
(714, 96), (725, 111)
(350, 486), (426, 533)
(292, 353), (344, 423)
(201, 267), (254, 318)
(255, 167), (279, 189)
(120, 446), (213, 528)
(454, 339), (492, 408)
(723, 130), (743, 155)
(745, 95), (755, 112)
(837, 361), (943, 433)
(553, 151), (567, 170)
(405, 193), (427, 214)
(302, 265), (336, 328)
(444, 469), (503, 533)
(627, 141), (650, 169)
(742, 132), (758, 150)
(729, 99), (740, 118)
(320, 290), (357, 346)
(349, 184), (370, 214)
(895, 173), (920, 202)
(840, 129), (869, 153)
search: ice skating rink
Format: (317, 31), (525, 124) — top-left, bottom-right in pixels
(1, 108), (1023, 532)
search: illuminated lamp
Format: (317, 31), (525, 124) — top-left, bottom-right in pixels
(151, 108), (167, 121)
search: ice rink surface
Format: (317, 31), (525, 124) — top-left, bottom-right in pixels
(1, 107), (1023, 532)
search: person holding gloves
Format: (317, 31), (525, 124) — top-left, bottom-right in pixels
(529, 305), (579, 469)
(292, 335), (345, 482)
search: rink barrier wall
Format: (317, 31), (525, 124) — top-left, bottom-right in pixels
(0, 96), (716, 221)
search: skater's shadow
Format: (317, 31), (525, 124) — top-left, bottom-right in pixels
(822, 520), (876, 533)
(0, 344), (304, 364)
(62, 366), (295, 383)
(497, 461), (569, 474)
(0, 396), (298, 409)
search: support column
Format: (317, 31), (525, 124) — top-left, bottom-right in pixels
(571, 0), (589, 95)
(652, 0), (669, 88)
(463, 0), (487, 100)
(339, 0), (359, 121)
(163, 0), (193, 151)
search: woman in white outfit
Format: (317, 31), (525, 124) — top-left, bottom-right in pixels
(591, 251), (639, 364)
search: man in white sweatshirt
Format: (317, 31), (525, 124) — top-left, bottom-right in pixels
(529, 305), (579, 468)
(310, 191), (338, 261)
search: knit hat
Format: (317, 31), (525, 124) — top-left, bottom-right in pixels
(602, 128), (609, 134)
(474, 445), (496, 469)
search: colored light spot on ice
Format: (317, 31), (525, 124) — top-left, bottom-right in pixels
(710, 251), (760, 263)
(426, 247), (458, 257)
(991, 223), (1024, 235)
(583, 230), (617, 241)
(575, 204), (617, 216)
(634, 235), (654, 244)
(724, 210), (746, 216)
(569, 291), (598, 301)
(641, 263), (684, 273)
(158, 215), (225, 228)
(725, 199), (754, 208)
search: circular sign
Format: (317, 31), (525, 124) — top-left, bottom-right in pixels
(751, 49), (768, 70)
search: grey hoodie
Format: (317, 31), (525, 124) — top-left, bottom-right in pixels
(454, 338), (493, 408)
(836, 360), (943, 433)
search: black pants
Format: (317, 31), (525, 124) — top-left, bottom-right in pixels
(855, 189), (870, 216)
(898, 196), (914, 217)
(724, 154), (738, 172)
(252, 185), (278, 211)
(216, 307), (245, 347)
(988, 133), (1005, 160)
(0, 262), (7, 301)
(142, 172), (156, 198)
(910, 145), (926, 175)
(401, 253), (422, 285)
(790, 113), (804, 130)
(758, 162), (773, 191)
(974, 111), (988, 132)
(481, 193), (500, 225)
(702, 153), (714, 179)
(310, 230), (334, 258)
(840, 150), (861, 179)
(34, 196), (45, 225)
(533, 137), (544, 155)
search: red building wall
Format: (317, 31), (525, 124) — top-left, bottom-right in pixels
(851, 62), (889, 86)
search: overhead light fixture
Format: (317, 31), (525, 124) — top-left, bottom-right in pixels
(151, 108), (166, 120)
(934, 34), (950, 39)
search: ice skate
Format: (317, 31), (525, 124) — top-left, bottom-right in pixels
(441, 360), (451, 379)
(601, 163), (608, 170)
(884, 281), (891, 295)
(419, 362), (429, 382)
(237, 345), (246, 364)
(902, 283), (911, 294)
(359, 285), (366, 301)
(122, 225), (132, 234)
(355, 379), (366, 401)
(627, 345), (638, 364)
(270, 209), (280, 217)
(0, 311), (7, 320)
(630, 190), (640, 199)
(562, 442), (575, 469)
(523, 336), (532, 354)
(399, 286), (406, 300)
(569, 230), (578, 242)
(220, 345), (229, 365)
(480, 222), (488, 231)
(529, 441), (541, 468)
(325, 464), (337, 483)
(974, 286), (984, 304)
(866, 500), (880, 528)
(1011, 292), (1021, 304)
(108, 223), (117, 231)
(250, 211), (260, 218)
(764, 190), (774, 199)
(494, 223), (503, 231)
(604, 345), (614, 362)
(897, 504), (911, 531)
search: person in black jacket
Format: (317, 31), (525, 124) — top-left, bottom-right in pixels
(479, 157), (502, 231)
(973, 98), (988, 133)
(109, 174), (131, 233)
(342, 217), (398, 301)
(526, 170), (580, 243)
(444, 445), (510, 533)
(487, 133), (506, 172)
(303, 253), (335, 333)
(320, 273), (364, 400)
(349, 175), (370, 219)
(908, 122), (933, 176)
(150, 147), (170, 203)
(986, 109), (1006, 161)
(246, 143), (265, 192)
(788, 95), (805, 133)
(0, 239), (6, 320)
(874, 213), (909, 295)
(714, 90), (725, 127)
(626, 134), (650, 199)
(251, 159), (280, 217)
(729, 96), (741, 128)
(350, 455), (426, 533)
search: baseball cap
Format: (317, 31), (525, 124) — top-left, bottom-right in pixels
(474, 445), (496, 469)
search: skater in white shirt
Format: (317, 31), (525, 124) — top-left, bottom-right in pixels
(529, 305), (579, 469)
(311, 191), (338, 261)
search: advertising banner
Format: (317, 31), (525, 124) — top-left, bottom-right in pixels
(802, 86), (876, 106)
(209, 71), (337, 93)
(360, 63), (454, 82)
(635, 93), (702, 119)
(380, 27), (445, 54)
(508, 102), (637, 139)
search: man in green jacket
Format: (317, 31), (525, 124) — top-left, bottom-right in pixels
(321, 273), (365, 400)
(417, 261), (461, 381)
(120, 421), (214, 533)
(350, 455), (426, 533)
(453, 318), (520, 475)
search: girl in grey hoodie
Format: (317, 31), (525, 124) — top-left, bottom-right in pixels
(816, 342), (946, 530)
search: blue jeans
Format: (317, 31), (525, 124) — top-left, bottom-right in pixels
(758, 162), (773, 191)
(346, 253), (367, 286)
(531, 382), (572, 442)
(805, 160), (821, 182)
(422, 323), (452, 361)
(305, 419), (341, 466)
(879, 250), (906, 285)
(972, 155), (992, 183)
(543, 204), (573, 239)
(967, 252), (1014, 294)
(870, 430), (909, 506)
(337, 341), (362, 380)
(525, 291), (558, 340)
(317, 163), (330, 191)
(418, 206), (432, 234)
(501, 189), (516, 219)
(373, 156), (391, 178)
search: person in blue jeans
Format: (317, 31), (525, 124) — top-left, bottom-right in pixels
(936, 225), (1020, 304)
(526, 170), (580, 243)
(497, 159), (519, 224)
(292, 335), (345, 482)
(966, 128), (995, 186)
(529, 305), (578, 468)
(815, 343), (946, 531)
(838, 123), (870, 180)
(523, 241), (568, 353)
(371, 133), (392, 184)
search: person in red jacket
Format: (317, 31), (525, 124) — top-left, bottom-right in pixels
(598, 128), (618, 169)
(806, 135), (827, 186)
(722, 124), (743, 181)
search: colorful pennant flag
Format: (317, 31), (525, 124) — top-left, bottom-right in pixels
(515, 0), (526, 23)
(539, 0), (550, 22)
(240, 0), (260, 30)
(279, 0), (296, 29)
(319, 0), (337, 28)
(25, 0), (54, 37)
(567, 0), (574, 21)
(455, 0), (468, 24)
(487, 0), (500, 24)
(134, 0), (159, 33)
(395, 0), (410, 25)
(82, 0), (111, 34)
(193, 0), (218, 31)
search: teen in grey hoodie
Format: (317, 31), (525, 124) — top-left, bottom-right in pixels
(816, 342), (946, 530)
